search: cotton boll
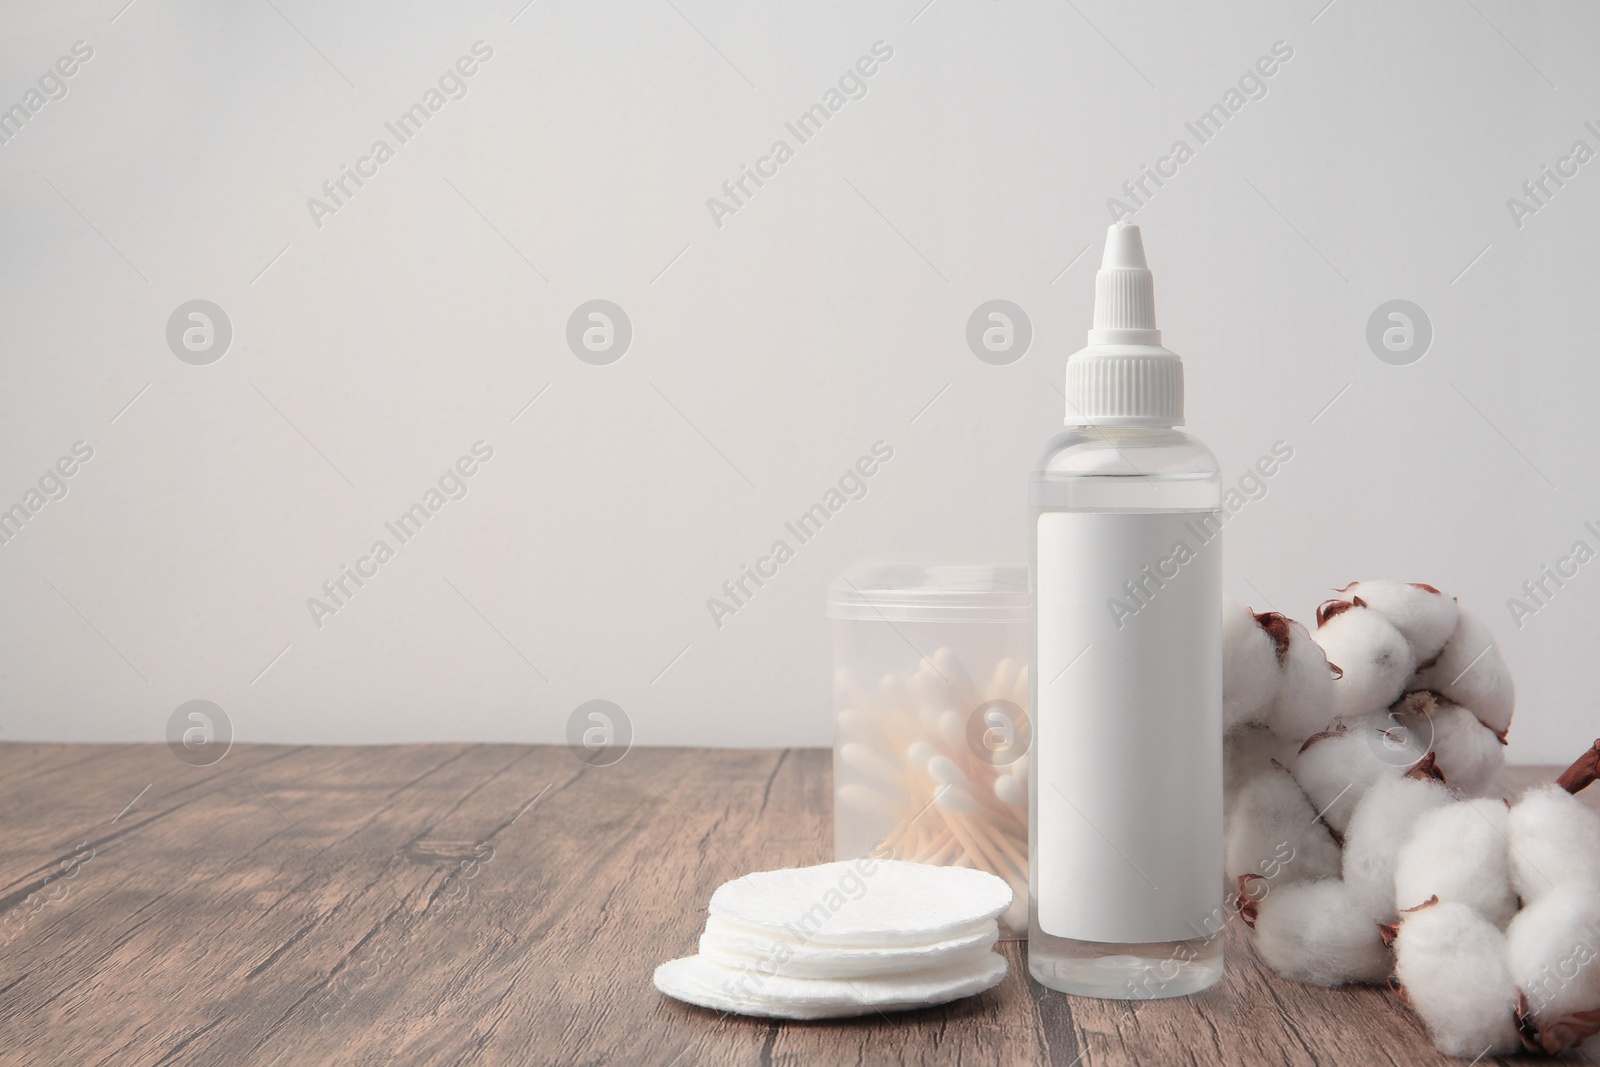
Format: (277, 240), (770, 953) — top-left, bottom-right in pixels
(1223, 600), (1282, 731)
(1225, 768), (1342, 885)
(1390, 691), (1506, 798)
(1314, 604), (1416, 721)
(1264, 618), (1340, 745)
(1337, 581), (1459, 664)
(1394, 799), (1516, 926)
(1506, 885), (1600, 1024)
(1291, 728), (1405, 836)
(1251, 878), (1393, 986)
(1507, 785), (1600, 904)
(1393, 901), (1521, 1057)
(1342, 775), (1452, 919)
(1411, 608), (1514, 737)
(1225, 725), (1299, 814)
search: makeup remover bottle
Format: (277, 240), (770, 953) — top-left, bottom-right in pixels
(1028, 222), (1224, 998)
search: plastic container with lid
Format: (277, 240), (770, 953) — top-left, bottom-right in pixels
(828, 559), (1030, 937)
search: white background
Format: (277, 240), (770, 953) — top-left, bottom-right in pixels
(1, 0), (1596, 762)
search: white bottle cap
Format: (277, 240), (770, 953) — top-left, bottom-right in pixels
(1062, 222), (1184, 427)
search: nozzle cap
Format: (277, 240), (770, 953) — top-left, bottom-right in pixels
(1063, 222), (1184, 426)
(1090, 222), (1160, 344)
(1100, 220), (1149, 271)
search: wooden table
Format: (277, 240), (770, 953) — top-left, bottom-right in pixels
(0, 744), (1582, 1065)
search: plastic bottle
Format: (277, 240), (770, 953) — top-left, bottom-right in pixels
(1028, 221), (1224, 998)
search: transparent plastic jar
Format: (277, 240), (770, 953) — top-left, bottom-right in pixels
(829, 559), (1031, 937)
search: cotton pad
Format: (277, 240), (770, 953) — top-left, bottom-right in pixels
(707, 859), (1012, 947)
(660, 860), (1013, 1019)
(653, 952), (1007, 1019)
(697, 914), (998, 978)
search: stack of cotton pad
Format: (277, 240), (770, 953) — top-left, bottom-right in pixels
(654, 859), (1011, 1019)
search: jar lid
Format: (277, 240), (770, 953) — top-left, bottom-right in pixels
(827, 559), (1029, 623)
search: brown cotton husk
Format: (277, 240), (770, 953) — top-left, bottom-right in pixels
(1235, 874), (1266, 929)
(1254, 611), (1292, 664)
(1532, 1010), (1600, 1055)
(1334, 582), (1442, 595)
(1515, 991), (1540, 1052)
(1297, 722), (1349, 755)
(1316, 595), (1366, 626)
(1404, 752), (1446, 784)
(1517, 989), (1600, 1055)
(1555, 738), (1600, 795)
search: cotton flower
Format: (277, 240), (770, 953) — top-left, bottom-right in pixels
(1507, 885), (1600, 1025)
(1388, 691), (1505, 798)
(1313, 600), (1416, 722)
(1218, 583), (1600, 1058)
(1506, 784), (1600, 905)
(1334, 580), (1459, 663)
(1393, 798), (1516, 927)
(1223, 604), (1339, 743)
(1223, 599), (1281, 731)
(1341, 775), (1451, 919)
(1223, 724), (1298, 814)
(1225, 766), (1341, 886)
(1265, 616), (1340, 745)
(1393, 901), (1522, 1058)
(1250, 878), (1393, 986)
(1290, 725), (1406, 836)
(1411, 607), (1514, 738)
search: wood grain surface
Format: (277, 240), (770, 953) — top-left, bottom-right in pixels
(0, 745), (1588, 1065)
